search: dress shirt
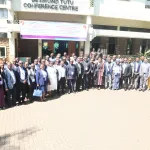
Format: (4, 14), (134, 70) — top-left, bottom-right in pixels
(35, 64), (40, 71)
(142, 63), (149, 74)
(78, 63), (81, 75)
(135, 62), (139, 72)
(60, 66), (66, 78)
(19, 67), (25, 80)
(122, 63), (128, 74)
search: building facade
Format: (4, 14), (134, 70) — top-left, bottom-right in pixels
(0, 0), (150, 61)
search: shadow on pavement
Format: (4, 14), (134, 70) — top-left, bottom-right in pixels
(0, 127), (40, 150)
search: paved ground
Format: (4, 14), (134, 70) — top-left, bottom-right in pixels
(0, 89), (150, 150)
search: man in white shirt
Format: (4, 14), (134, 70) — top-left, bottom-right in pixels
(4, 62), (17, 107)
(59, 60), (67, 94)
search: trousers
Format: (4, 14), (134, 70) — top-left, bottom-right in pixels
(84, 74), (89, 89)
(133, 73), (140, 89)
(6, 85), (16, 107)
(76, 74), (83, 91)
(140, 74), (148, 90)
(59, 77), (66, 93)
(105, 74), (112, 88)
(67, 79), (76, 92)
(112, 75), (120, 90)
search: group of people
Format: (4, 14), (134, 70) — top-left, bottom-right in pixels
(0, 51), (150, 110)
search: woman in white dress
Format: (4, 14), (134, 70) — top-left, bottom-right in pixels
(47, 61), (58, 97)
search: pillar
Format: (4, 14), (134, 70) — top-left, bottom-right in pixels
(38, 39), (42, 57)
(8, 32), (16, 61)
(7, 0), (15, 61)
(84, 16), (92, 56)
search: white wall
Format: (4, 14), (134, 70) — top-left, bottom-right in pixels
(94, 0), (150, 21)
(12, 0), (90, 15)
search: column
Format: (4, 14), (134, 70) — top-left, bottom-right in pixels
(84, 41), (91, 56)
(38, 39), (42, 57)
(8, 32), (16, 61)
(7, 0), (15, 61)
(84, 16), (92, 56)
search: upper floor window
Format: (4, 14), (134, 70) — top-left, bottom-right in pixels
(0, 0), (6, 4)
(118, 0), (130, 1)
(90, 0), (94, 7)
(0, 8), (8, 19)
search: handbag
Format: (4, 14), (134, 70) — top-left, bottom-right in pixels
(33, 87), (42, 97)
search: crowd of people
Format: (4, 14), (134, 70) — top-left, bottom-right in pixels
(0, 50), (150, 110)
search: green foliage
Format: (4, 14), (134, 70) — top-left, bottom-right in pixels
(137, 49), (150, 58)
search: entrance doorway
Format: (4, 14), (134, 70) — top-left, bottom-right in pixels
(108, 37), (116, 54)
(42, 40), (79, 57)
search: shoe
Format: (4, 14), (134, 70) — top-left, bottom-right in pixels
(68, 91), (71, 94)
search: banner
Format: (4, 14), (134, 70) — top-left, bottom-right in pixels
(20, 21), (88, 41)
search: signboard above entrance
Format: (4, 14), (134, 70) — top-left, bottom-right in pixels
(20, 20), (88, 41)
(13, 0), (90, 15)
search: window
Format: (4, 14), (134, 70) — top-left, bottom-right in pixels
(93, 25), (117, 30)
(0, 46), (6, 58)
(90, 0), (94, 7)
(0, 8), (8, 19)
(0, 0), (6, 4)
(118, 0), (130, 1)
(0, 33), (7, 38)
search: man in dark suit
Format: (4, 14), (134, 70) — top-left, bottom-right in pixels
(82, 56), (91, 90)
(16, 61), (28, 104)
(122, 58), (132, 91)
(4, 62), (18, 107)
(76, 57), (84, 92)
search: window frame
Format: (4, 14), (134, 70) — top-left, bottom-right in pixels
(0, 46), (6, 58)
(0, 8), (8, 19)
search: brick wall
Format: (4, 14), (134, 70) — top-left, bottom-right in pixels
(0, 38), (9, 62)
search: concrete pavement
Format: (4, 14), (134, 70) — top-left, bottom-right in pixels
(0, 89), (150, 150)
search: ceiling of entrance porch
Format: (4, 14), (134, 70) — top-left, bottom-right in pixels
(92, 16), (150, 29)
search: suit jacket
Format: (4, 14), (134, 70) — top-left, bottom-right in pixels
(16, 67), (28, 83)
(75, 63), (84, 77)
(36, 70), (48, 86)
(4, 69), (17, 89)
(139, 63), (150, 77)
(66, 64), (78, 80)
(82, 61), (91, 75)
(123, 64), (132, 77)
(90, 63), (96, 75)
(104, 62), (113, 76)
(133, 62), (140, 74)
